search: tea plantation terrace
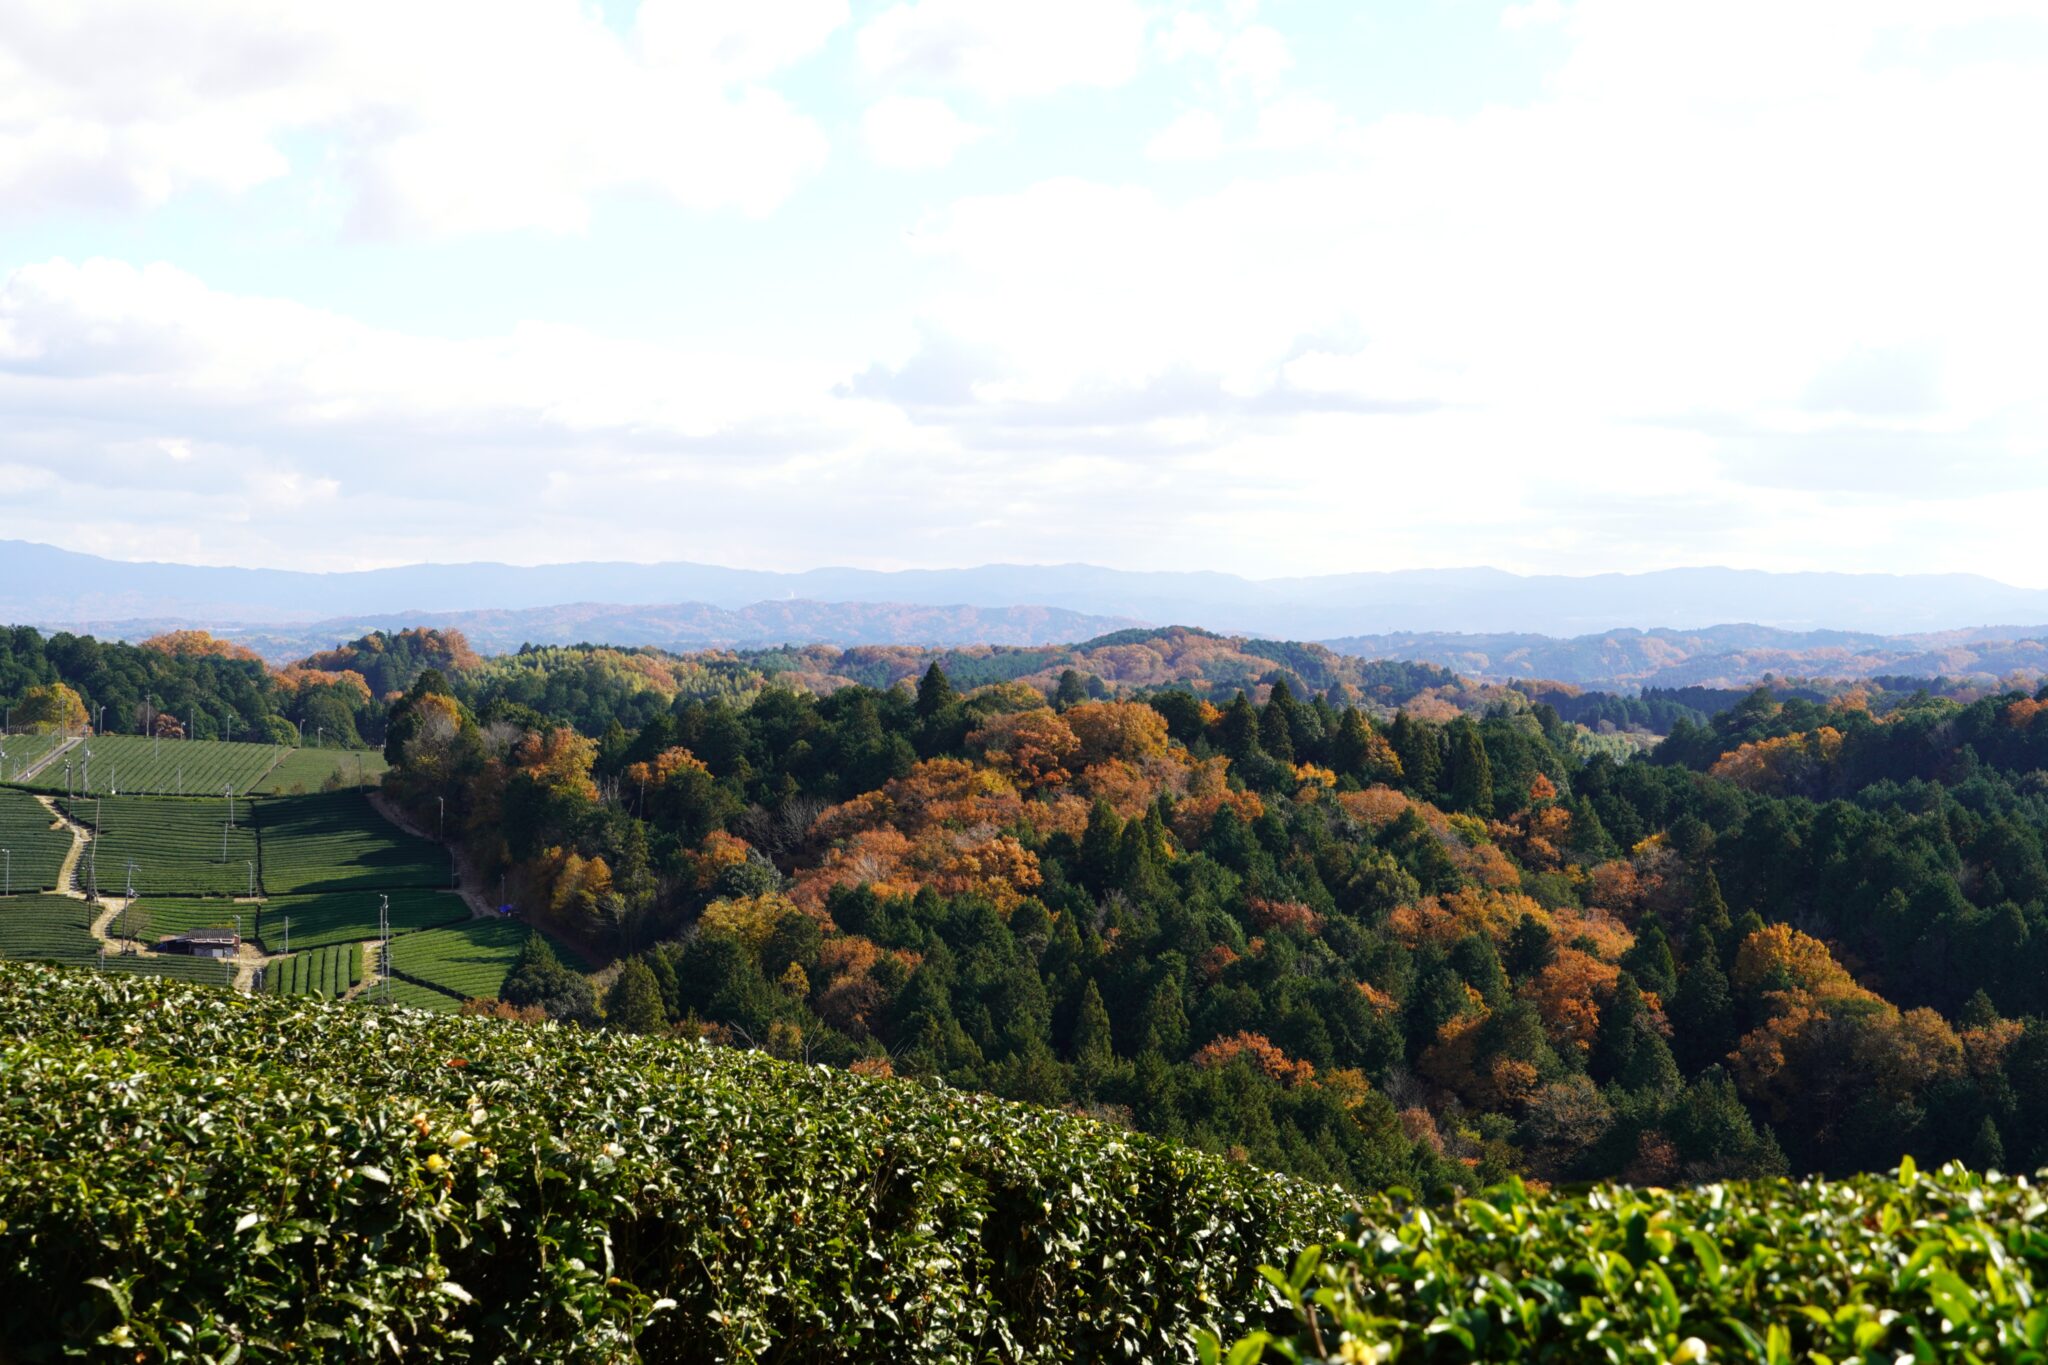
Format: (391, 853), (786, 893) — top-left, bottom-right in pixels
(0, 778), (574, 1009)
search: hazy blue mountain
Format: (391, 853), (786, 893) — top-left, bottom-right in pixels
(7, 538), (2048, 638)
(45, 600), (1142, 663)
(1322, 624), (2048, 688)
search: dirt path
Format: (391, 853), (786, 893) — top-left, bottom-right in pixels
(33, 795), (92, 901)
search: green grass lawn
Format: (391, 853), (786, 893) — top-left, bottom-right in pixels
(0, 789), (71, 893)
(59, 795), (259, 898)
(255, 792), (446, 894)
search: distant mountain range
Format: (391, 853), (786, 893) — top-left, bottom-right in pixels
(1323, 624), (2048, 689)
(47, 601), (1142, 663)
(8, 538), (2048, 639)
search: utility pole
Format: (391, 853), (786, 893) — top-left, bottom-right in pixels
(379, 895), (391, 1003)
(246, 860), (255, 898)
(121, 859), (137, 945)
(88, 797), (100, 901)
(283, 915), (289, 956)
(2, 848), (10, 898)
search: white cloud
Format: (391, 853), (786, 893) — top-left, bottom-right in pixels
(0, 0), (842, 234)
(633, 0), (848, 84)
(912, 3), (2048, 435)
(861, 95), (988, 170)
(1501, 0), (1567, 31)
(1157, 12), (1226, 62)
(857, 0), (1149, 100)
(1218, 24), (1292, 94)
(1145, 110), (1227, 162)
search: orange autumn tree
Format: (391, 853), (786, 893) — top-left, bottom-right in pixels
(515, 727), (600, 802)
(141, 630), (265, 664)
(1709, 727), (1843, 797)
(1727, 924), (1965, 1132)
(969, 708), (1079, 789)
(1064, 700), (1171, 766)
(1521, 948), (1621, 1056)
(1193, 1032), (1316, 1087)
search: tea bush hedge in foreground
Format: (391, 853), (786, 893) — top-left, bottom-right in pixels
(0, 962), (1339, 1363)
(1208, 1163), (2048, 1364)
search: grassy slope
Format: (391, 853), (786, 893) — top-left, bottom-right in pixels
(0, 962), (1335, 1362)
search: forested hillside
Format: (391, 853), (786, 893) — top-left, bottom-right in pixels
(14, 620), (2048, 1192)
(376, 649), (2048, 1193)
(0, 623), (1473, 749)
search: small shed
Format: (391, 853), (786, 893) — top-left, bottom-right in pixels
(156, 931), (241, 959)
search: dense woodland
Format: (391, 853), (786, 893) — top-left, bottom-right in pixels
(10, 623), (2048, 1195)
(375, 652), (2048, 1195)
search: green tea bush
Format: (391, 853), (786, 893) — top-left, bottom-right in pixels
(388, 917), (583, 1002)
(0, 787), (71, 891)
(1207, 1166), (2048, 1364)
(59, 795), (258, 897)
(0, 962), (1340, 1362)
(254, 792), (445, 893)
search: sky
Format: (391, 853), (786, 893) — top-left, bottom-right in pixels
(2, 0), (2047, 583)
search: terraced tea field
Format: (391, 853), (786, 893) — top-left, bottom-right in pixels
(0, 733), (70, 785)
(59, 796), (260, 898)
(110, 898), (249, 945)
(265, 942), (362, 998)
(101, 954), (239, 985)
(251, 889), (467, 952)
(0, 896), (236, 984)
(13, 736), (283, 798)
(388, 919), (583, 1003)
(0, 789), (72, 893)
(374, 978), (466, 1012)
(0, 895), (99, 964)
(255, 792), (445, 893)
(252, 748), (388, 795)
